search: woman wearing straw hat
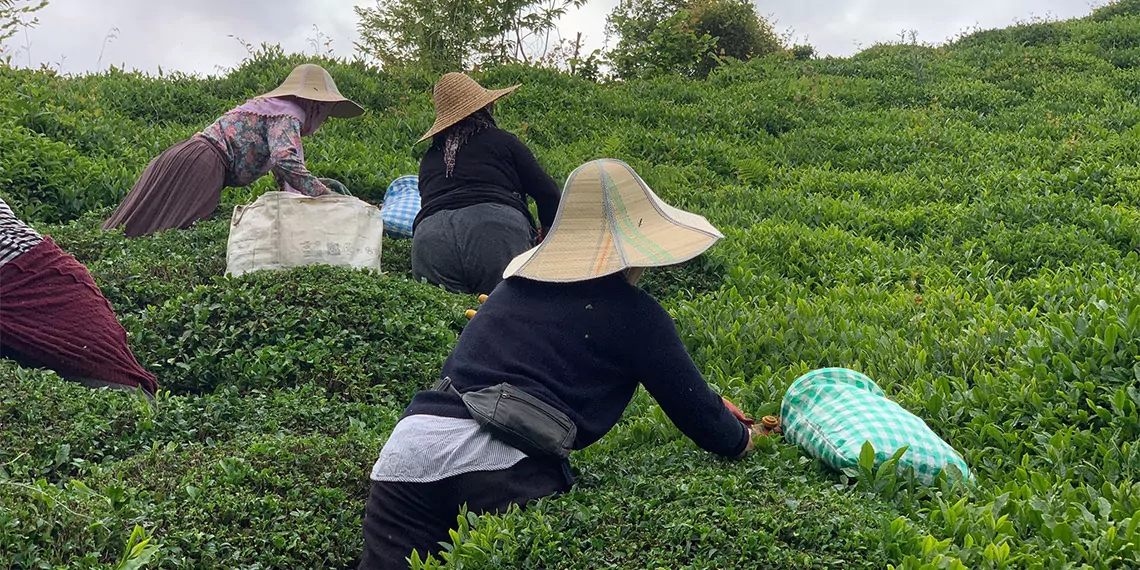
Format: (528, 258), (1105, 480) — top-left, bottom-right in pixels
(359, 159), (764, 569)
(411, 72), (561, 295)
(102, 63), (364, 238)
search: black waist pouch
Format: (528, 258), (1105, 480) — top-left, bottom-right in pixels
(434, 377), (577, 459)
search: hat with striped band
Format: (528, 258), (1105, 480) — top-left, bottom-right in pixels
(502, 158), (724, 283)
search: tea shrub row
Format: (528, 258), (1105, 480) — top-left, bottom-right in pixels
(7, 2), (1140, 568)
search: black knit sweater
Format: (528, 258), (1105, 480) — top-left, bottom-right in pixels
(415, 128), (561, 232)
(401, 274), (749, 458)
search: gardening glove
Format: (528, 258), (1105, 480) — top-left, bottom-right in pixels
(319, 177), (351, 196)
(722, 396), (755, 427)
(724, 398), (766, 459)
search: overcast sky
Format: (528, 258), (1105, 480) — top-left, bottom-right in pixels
(7, 0), (1105, 75)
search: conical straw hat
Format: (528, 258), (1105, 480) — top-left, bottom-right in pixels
(258, 63), (364, 119)
(417, 73), (520, 143)
(502, 159), (724, 283)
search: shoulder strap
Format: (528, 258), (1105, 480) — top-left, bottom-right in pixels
(432, 376), (461, 395)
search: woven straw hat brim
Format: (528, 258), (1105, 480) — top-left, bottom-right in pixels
(327, 101), (365, 119)
(416, 84), (519, 143)
(258, 64), (364, 119)
(502, 159), (724, 283)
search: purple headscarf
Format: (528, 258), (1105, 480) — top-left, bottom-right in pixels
(233, 96), (334, 136)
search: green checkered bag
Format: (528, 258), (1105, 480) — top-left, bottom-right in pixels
(780, 368), (970, 485)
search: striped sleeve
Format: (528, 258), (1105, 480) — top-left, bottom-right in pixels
(0, 199), (44, 267)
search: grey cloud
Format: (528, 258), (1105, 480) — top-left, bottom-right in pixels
(20, 0), (341, 74)
(556, 0), (1097, 63)
(772, 0), (1095, 55)
(19, 0), (1103, 74)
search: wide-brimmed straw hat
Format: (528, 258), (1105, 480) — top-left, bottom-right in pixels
(417, 73), (520, 143)
(502, 159), (724, 283)
(258, 63), (364, 119)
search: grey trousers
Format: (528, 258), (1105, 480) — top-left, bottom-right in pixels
(411, 203), (535, 295)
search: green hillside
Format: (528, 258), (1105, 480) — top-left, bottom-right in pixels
(6, 2), (1140, 568)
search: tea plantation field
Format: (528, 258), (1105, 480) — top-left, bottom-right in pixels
(7, 2), (1140, 568)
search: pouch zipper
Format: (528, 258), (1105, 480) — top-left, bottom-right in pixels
(501, 391), (575, 431)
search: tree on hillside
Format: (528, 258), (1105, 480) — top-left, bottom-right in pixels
(355, 0), (584, 71)
(605, 0), (714, 79)
(0, 0), (47, 60)
(689, 0), (781, 76)
(355, 0), (491, 71)
(484, 0), (588, 65)
(1091, 0), (1140, 21)
(606, 0), (783, 79)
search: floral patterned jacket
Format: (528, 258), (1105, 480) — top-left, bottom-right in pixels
(199, 110), (330, 196)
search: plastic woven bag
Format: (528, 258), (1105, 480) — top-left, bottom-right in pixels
(380, 175), (420, 238)
(780, 368), (970, 485)
(225, 191), (383, 277)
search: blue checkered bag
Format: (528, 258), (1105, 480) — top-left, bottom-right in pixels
(380, 175), (421, 238)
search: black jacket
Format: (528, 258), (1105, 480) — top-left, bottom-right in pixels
(415, 128), (561, 232)
(402, 275), (750, 458)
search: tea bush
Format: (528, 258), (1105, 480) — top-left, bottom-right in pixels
(125, 265), (466, 396)
(0, 366), (399, 568)
(8, 3), (1140, 568)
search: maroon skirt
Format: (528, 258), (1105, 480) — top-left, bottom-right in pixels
(0, 237), (158, 394)
(102, 135), (227, 238)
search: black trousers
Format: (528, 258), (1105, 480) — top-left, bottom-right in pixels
(358, 458), (571, 570)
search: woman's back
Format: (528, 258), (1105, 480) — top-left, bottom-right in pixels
(408, 274), (747, 455)
(442, 275), (641, 448)
(416, 128), (559, 232)
(200, 109), (297, 187)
